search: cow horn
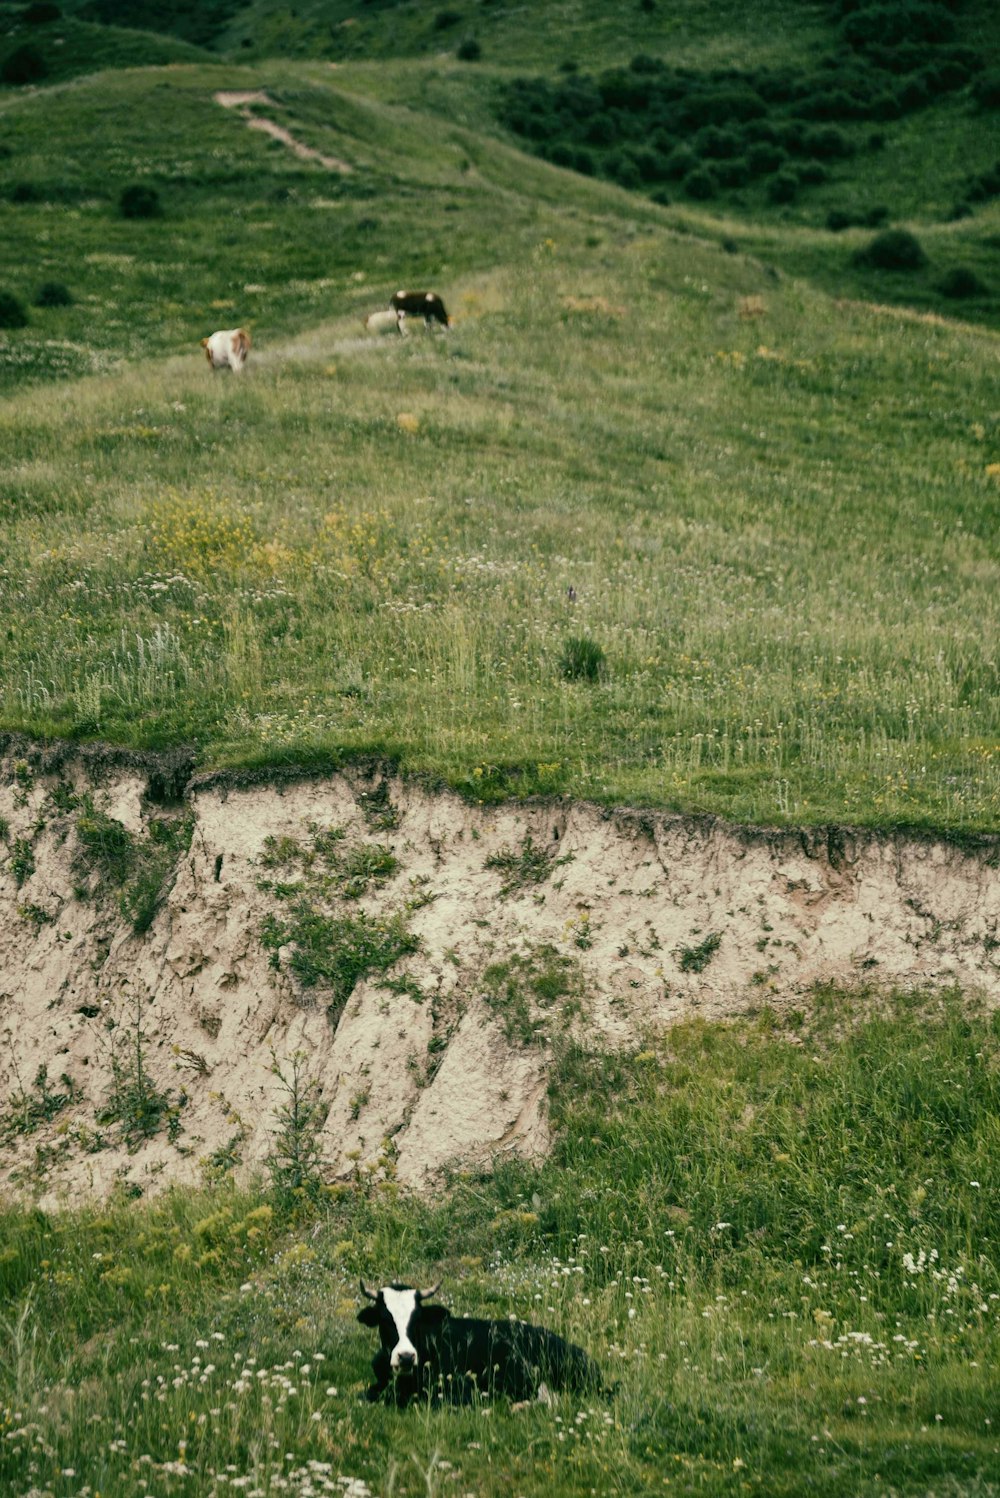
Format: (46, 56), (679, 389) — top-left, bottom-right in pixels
(418, 1279), (441, 1300)
(359, 1278), (379, 1301)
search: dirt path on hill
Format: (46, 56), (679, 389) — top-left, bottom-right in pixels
(214, 90), (352, 173)
(1, 750), (997, 1208)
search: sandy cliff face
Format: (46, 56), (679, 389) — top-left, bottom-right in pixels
(1, 750), (997, 1207)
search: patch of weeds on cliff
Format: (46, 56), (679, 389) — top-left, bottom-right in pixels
(0, 1062), (81, 1147)
(73, 798), (192, 933)
(16, 899), (54, 929)
(480, 943), (585, 1045)
(96, 995), (181, 1151)
(259, 824), (397, 899)
(676, 930), (722, 973)
(9, 836), (36, 887)
(486, 833), (571, 897)
(357, 777), (400, 832)
(378, 971), (426, 1003)
(260, 900), (419, 1022)
(46, 778), (79, 815)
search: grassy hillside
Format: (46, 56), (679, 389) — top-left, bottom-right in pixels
(2, 991), (999, 1497)
(0, 13), (998, 1496)
(0, 64), (998, 831)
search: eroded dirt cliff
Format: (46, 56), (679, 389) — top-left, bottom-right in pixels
(1, 749), (997, 1207)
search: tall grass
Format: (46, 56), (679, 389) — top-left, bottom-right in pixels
(1, 989), (998, 1495)
(1, 238), (998, 830)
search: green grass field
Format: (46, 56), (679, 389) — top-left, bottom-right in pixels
(2, 7), (1000, 1494)
(2, 992), (999, 1497)
(0, 60), (998, 830)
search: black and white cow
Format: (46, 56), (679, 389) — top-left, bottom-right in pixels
(389, 290), (450, 328)
(357, 1280), (606, 1406)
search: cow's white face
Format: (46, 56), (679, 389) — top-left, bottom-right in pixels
(381, 1287), (420, 1371)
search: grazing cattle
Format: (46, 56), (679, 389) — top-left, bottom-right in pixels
(357, 1280), (607, 1406)
(201, 328), (251, 372)
(390, 290), (450, 328)
(364, 308), (408, 337)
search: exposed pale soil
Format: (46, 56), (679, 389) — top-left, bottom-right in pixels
(1, 752), (997, 1209)
(214, 90), (352, 173)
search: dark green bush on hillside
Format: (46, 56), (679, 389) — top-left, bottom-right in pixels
(746, 141), (787, 175)
(973, 70), (1000, 109)
(802, 125), (854, 159)
(0, 290), (28, 328)
(840, 2), (956, 52)
(456, 35), (481, 61)
(964, 162), (1000, 203)
(797, 159), (828, 185)
(694, 125), (741, 160)
(684, 166), (717, 199)
(853, 227), (927, 270)
(498, 9), (979, 210)
(937, 265), (989, 299)
(22, 1), (61, 20)
(827, 203), (888, 232)
(119, 183), (161, 219)
(767, 169), (800, 204)
(663, 144), (698, 179)
(88, 0), (248, 49)
(714, 156), (750, 188)
(1, 44), (48, 85)
(35, 280), (72, 307)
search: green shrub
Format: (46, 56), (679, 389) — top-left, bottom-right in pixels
(853, 227), (928, 270)
(22, 1), (61, 19)
(767, 169), (800, 204)
(683, 166), (717, 199)
(607, 151), (641, 188)
(802, 124), (854, 159)
(714, 156), (750, 188)
(629, 144), (665, 181)
(34, 280), (72, 307)
(119, 183), (161, 219)
(663, 144), (698, 179)
(965, 161), (1000, 203)
(746, 141), (786, 175)
(694, 125), (741, 160)
(0, 289), (28, 328)
(796, 87), (863, 121)
(840, 2), (956, 52)
(433, 8), (461, 27)
(973, 69), (1000, 110)
(456, 35), (481, 61)
(1, 43), (47, 85)
(584, 112), (617, 146)
(937, 265), (989, 299)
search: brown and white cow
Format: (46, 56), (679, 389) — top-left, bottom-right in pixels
(390, 290), (450, 328)
(201, 328), (252, 372)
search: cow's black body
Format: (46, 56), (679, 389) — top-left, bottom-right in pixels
(390, 290), (450, 327)
(358, 1283), (605, 1407)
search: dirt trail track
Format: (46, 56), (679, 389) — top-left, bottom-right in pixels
(1, 752), (997, 1206)
(214, 90), (352, 173)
